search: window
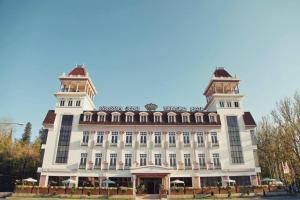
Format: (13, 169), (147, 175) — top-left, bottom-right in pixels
(140, 132), (147, 144)
(85, 114), (92, 122)
(197, 132), (204, 145)
(155, 154), (161, 166)
(234, 101), (239, 108)
(80, 153), (87, 167)
(55, 115), (73, 163)
(154, 113), (162, 123)
(227, 101), (232, 107)
(96, 131), (104, 144)
(250, 130), (257, 145)
(110, 153), (117, 167)
(125, 154), (132, 167)
(111, 132), (118, 144)
(126, 114), (134, 123)
(154, 132), (161, 145)
(169, 154), (176, 167)
(60, 100), (65, 106)
(76, 100), (81, 107)
(112, 113), (120, 122)
(125, 132), (132, 145)
(140, 115), (147, 123)
(213, 153), (220, 168)
(209, 115), (215, 123)
(183, 132), (190, 144)
(68, 100), (73, 107)
(198, 154), (206, 168)
(211, 132), (218, 145)
(82, 131), (89, 144)
(182, 115), (189, 123)
(219, 101), (225, 108)
(227, 116), (244, 164)
(95, 153), (102, 168)
(169, 132), (176, 146)
(184, 154), (191, 167)
(195, 114), (203, 123)
(140, 154), (147, 166)
(98, 114), (106, 122)
(168, 115), (176, 123)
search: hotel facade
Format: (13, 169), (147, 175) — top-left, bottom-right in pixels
(38, 65), (260, 194)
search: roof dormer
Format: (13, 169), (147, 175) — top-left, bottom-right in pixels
(125, 112), (135, 123)
(181, 112), (190, 123)
(167, 112), (176, 123)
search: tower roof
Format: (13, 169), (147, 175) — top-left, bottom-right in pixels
(68, 65), (87, 76)
(213, 68), (232, 78)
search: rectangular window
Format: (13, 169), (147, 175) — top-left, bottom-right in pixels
(60, 100), (65, 106)
(183, 132), (190, 144)
(112, 115), (119, 122)
(111, 132), (118, 144)
(68, 100), (73, 107)
(182, 116), (189, 123)
(95, 153), (102, 168)
(140, 154), (147, 166)
(197, 132), (204, 145)
(82, 131), (89, 144)
(85, 115), (91, 121)
(76, 100), (81, 107)
(198, 154), (206, 168)
(168, 115), (175, 123)
(98, 115), (105, 122)
(213, 153), (220, 168)
(126, 115), (133, 122)
(154, 132), (161, 145)
(110, 153), (117, 167)
(125, 154), (132, 167)
(55, 115), (73, 163)
(209, 116), (215, 122)
(155, 154), (161, 166)
(140, 115), (147, 123)
(211, 132), (218, 145)
(184, 154), (191, 167)
(126, 132), (132, 144)
(80, 153), (87, 168)
(140, 132), (147, 144)
(196, 115), (203, 123)
(96, 131), (104, 144)
(219, 101), (225, 108)
(234, 101), (239, 108)
(227, 101), (232, 107)
(169, 154), (176, 167)
(154, 115), (161, 123)
(169, 132), (176, 146)
(227, 116), (244, 164)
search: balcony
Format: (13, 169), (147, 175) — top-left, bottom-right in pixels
(169, 143), (176, 147)
(199, 165), (207, 170)
(78, 164), (86, 169)
(185, 165), (192, 170)
(94, 165), (101, 170)
(198, 143), (205, 147)
(95, 142), (103, 146)
(184, 143), (191, 147)
(125, 143), (132, 147)
(124, 165), (131, 170)
(109, 165), (116, 170)
(214, 164), (222, 170)
(80, 142), (88, 146)
(154, 143), (162, 148)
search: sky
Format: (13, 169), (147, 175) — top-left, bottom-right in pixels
(0, 0), (300, 140)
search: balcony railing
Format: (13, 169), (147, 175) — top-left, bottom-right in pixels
(109, 165), (116, 170)
(94, 165), (101, 169)
(79, 164), (86, 169)
(185, 165), (192, 170)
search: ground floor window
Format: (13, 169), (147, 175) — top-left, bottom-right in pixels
(48, 176), (70, 186)
(170, 177), (192, 187)
(200, 176), (222, 187)
(229, 176), (251, 186)
(78, 177), (100, 187)
(110, 177), (132, 187)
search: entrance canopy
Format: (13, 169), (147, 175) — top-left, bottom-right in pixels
(131, 166), (170, 177)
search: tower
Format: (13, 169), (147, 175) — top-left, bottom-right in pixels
(55, 64), (97, 111)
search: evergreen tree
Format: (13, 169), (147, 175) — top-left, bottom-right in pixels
(21, 122), (32, 144)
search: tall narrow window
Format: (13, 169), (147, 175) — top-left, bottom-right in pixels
(60, 100), (65, 107)
(155, 154), (161, 166)
(68, 100), (73, 107)
(211, 132), (218, 145)
(169, 132), (176, 146)
(213, 153), (221, 168)
(94, 153), (102, 169)
(234, 101), (239, 108)
(184, 154), (191, 168)
(197, 132), (204, 145)
(126, 115), (134, 123)
(169, 154), (176, 167)
(126, 132), (132, 145)
(96, 131), (104, 144)
(154, 115), (161, 123)
(110, 154), (117, 169)
(140, 154), (147, 166)
(79, 153), (87, 168)
(227, 101), (232, 107)
(219, 101), (225, 108)
(227, 116), (244, 164)
(140, 115), (147, 123)
(183, 132), (190, 144)
(198, 154), (206, 169)
(182, 115), (189, 123)
(168, 115), (176, 123)
(56, 115), (73, 163)
(125, 154), (132, 168)
(76, 100), (81, 107)
(140, 132), (147, 145)
(98, 115), (106, 122)
(111, 132), (118, 144)
(82, 131), (89, 144)
(155, 132), (161, 145)
(209, 115), (215, 123)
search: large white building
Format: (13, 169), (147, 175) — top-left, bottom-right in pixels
(38, 65), (260, 194)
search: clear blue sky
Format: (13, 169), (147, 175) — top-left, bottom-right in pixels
(1, 0), (300, 140)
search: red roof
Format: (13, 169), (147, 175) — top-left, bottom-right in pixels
(214, 68), (232, 78)
(68, 65), (87, 76)
(43, 110), (56, 125)
(243, 112), (256, 126)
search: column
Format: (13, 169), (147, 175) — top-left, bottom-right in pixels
(39, 175), (47, 187)
(71, 176), (78, 187)
(167, 174), (171, 193)
(132, 175), (136, 195)
(193, 176), (200, 189)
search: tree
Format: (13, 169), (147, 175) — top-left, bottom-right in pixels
(21, 122), (32, 144)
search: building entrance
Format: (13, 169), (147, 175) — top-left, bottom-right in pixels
(140, 178), (161, 194)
